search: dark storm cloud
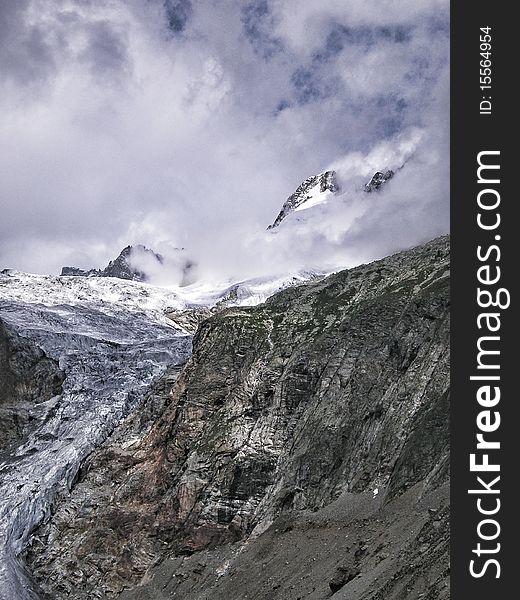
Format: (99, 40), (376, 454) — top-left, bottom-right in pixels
(79, 20), (130, 78)
(290, 67), (328, 104)
(241, 0), (283, 59)
(0, 0), (450, 279)
(163, 0), (193, 33)
(0, 0), (56, 87)
(313, 23), (412, 63)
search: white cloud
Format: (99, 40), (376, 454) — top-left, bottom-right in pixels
(0, 0), (449, 281)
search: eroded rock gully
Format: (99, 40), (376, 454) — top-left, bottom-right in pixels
(26, 236), (450, 599)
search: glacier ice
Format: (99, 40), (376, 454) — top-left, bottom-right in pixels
(0, 271), (192, 599)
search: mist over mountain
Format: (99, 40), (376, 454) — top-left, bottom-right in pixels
(0, 130), (450, 600)
(0, 1), (449, 278)
(55, 165), (401, 287)
(61, 244), (196, 286)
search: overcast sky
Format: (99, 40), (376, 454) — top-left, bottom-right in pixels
(0, 0), (449, 281)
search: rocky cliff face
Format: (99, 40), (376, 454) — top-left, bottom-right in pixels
(27, 236), (450, 599)
(0, 319), (64, 454)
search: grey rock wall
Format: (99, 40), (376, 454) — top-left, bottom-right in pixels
(0, 319), (64, 453)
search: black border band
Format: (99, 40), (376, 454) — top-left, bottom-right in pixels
(451, 2), (515, 596)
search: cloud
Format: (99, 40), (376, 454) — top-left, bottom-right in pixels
(0, 0), (449, 283)
(164, 0), (193, 33)
(126, 243), (196, 287)
(79, 19), (131, 80)
(241, 0), (284, 59)
(0, 0), (56, 89)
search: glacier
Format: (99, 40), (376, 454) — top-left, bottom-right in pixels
(0, 271), (193, 599)
(0, 267), (324, 599)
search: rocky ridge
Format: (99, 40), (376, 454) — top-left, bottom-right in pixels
(27, 236), (450, 599)
(365, 170), (394, 193)
(61, 245), (164, 282)
(267, 170), (340, 229)
(267, 168), (396, 229)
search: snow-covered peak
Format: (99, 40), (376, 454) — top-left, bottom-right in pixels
(267, 166), (396, 231)
(267, 170), (340, 229)
(177, 270), (323, 309)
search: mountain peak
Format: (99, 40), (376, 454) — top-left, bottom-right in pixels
(103, 245), (163, 281)
(364, 169), (394, 193)
(267, 166), (396, 230)
(61, 245), (163, 282)
(267, 170), (340, 229)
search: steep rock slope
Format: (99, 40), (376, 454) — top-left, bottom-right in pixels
(0, 319), (64, 454)
(28, 236), (450, 599)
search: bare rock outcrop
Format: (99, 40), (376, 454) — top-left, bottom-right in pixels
(0, 318), (64, 453)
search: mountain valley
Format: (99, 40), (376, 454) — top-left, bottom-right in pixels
(0, 170), (449, 600)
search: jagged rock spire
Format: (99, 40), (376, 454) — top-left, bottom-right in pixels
(364, 169), (394, 193)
